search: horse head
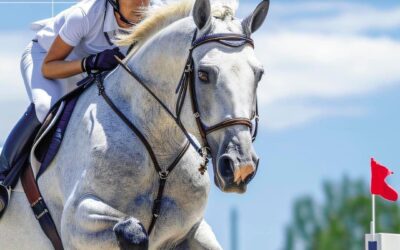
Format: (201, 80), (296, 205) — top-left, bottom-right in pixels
(190, 0), (269, 193)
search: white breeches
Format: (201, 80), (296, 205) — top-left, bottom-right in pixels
(20, 41), (84, 122)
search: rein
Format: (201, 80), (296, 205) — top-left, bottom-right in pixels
(96, 30), (258, 235)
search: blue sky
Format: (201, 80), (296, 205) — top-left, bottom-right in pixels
(0, 1), (400, 249)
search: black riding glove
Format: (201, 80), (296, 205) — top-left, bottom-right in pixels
(82, 47), (125, 74)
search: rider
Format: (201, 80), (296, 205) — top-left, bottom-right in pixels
(0, 0), (157, 213)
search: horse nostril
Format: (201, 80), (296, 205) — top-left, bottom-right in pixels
(218, 156), (234, 178)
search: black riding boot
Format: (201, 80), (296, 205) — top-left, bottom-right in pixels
(0, 103), (41, 216)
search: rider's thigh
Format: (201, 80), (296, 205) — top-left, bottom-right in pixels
(20, 42), (63, 122)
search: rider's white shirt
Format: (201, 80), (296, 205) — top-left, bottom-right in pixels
(33, 0), (127, 60)
(24, 0), (169, 122)
(32, 0), (168, 60)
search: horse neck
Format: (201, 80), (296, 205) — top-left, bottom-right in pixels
(107, 20), (203, 163)
(130, 21), (202, 137)
(127, 21), (193, 110)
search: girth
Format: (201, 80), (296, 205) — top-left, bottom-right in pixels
(21, 165), (64, 250)
(17, 77), (95, 250)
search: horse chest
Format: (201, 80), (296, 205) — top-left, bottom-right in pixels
(147, 159), (211, 243)
(138, 158), (210, 212)
(88, 109), (211, 237)
(167, 164), (209, 210)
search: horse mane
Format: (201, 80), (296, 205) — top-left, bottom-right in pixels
(117, 0), (239, 54)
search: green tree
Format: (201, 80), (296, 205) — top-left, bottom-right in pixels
(283, 176), (400, 250)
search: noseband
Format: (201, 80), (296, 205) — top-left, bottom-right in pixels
(95, 29), (259, 235)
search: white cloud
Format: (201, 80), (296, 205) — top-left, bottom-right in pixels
(253, 31), (400, 130)
(264, 2), (400, 34)
(271, 2), (358, 14)
(243, 2), (400, 130)
(256, 32), (400, 105)
(261, 103), (366, 131)
(288, 8), (400, 34)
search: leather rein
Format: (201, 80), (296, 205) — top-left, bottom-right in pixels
(95, 30), (259, 235)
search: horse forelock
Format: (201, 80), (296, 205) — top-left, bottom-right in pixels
(211, 0), (239, 20)
(117, 0), (239, 52)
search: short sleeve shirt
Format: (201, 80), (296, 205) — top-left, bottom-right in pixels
(33, 0), (168, 60)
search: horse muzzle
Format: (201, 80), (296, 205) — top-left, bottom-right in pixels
(214, 141), (259, 193)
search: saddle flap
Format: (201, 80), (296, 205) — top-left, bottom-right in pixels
(30, 101), (66, 178)
(29, 74), (96, 179)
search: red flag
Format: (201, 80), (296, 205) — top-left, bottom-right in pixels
(371, 158), (398, 202)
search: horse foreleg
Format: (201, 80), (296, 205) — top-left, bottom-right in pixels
(176, 219), (222, 250)
(61, 195), (148, 250)
(113, 217), (149, 250)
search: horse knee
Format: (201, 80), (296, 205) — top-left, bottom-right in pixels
(183, 220), (222, 250)
(61, 196), (126, 249)
(113, 217), (148, 250)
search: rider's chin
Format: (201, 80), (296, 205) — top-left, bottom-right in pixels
(214, 154), (257, 194)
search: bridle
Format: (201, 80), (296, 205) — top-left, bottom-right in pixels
(175, 32), (259, 152)
(95, 29), (259, 235)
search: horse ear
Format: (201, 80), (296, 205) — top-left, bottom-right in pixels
(242, 0), (270, 34)
(192, 0), (212, 31)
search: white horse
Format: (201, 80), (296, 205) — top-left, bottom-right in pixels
(0, 0), (269, 249)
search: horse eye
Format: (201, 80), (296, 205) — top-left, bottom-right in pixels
(198, 70), (210, 83)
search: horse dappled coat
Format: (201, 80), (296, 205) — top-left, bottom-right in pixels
(0, 0), (269, 249)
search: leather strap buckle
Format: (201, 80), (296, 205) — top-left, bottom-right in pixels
(31, 197), (49, 220)
(158, 171), (169, 180)
(184, 64), (192, 73)
(152, 198), (162, 217)
(35, 209), (49, 220)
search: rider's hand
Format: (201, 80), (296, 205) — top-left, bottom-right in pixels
(82, 47), (125, 74)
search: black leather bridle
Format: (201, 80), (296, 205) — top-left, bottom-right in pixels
(176, 32), (259, 151)
(95, 30), (259, 235)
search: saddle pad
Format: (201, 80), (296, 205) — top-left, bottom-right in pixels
(30, 74), (96, 179)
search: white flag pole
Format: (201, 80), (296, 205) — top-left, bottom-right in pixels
(370, 194), (376, 240)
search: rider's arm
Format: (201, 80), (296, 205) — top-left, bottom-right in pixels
(42, 7), (124, 79)
(42, 7), (88, 79)
(41, 35), (83, 79)
(42, 36), (125, 79)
